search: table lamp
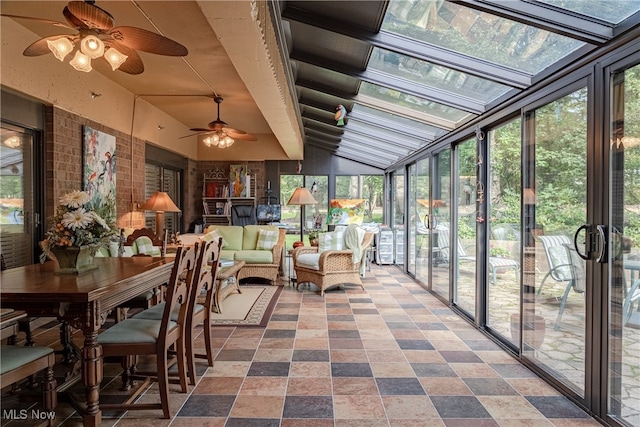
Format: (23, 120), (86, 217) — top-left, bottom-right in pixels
(140, 191), (181, 237)
(287, 187), (318, 246)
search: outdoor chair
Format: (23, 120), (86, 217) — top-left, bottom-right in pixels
(623, 278), (640, 329)
(435, 225), (520, 285)
(97, 245), (196, 419)
(537, 234), (573, 296)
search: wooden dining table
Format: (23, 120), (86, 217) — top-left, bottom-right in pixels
(0, 256), (174, 427)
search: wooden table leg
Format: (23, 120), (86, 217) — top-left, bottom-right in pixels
(81, 329), (103, 427)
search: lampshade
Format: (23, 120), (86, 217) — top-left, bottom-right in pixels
(141, 191), (181, 237)
(47, 37), (74, 61)
(287, 187), (318, 206)
(140, 191), (181, 213)
(80, 35), (105, 59)
(104, 47), (128, 70)
(69, 51), (92, 72)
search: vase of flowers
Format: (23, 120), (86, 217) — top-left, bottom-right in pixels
(42, 190), (116, 274)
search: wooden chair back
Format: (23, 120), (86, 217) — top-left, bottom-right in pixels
(123, 228), (167, 257)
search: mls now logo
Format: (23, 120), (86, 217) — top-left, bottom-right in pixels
(3, 409), (55, 421)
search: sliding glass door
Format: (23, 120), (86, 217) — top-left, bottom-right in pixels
(608, 62), (640, 427)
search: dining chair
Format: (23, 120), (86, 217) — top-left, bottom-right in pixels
(134, 238), (222, 385)
(116, 227), (168, 321)
(0, 345), (57, 426)
(97, 245), (195, 418)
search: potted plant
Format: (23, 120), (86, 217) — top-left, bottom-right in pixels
(308, 229), (320, 246)
(42, 190), (116, 274)
(489, 246), (511, 258)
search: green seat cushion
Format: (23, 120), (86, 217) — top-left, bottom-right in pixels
(98, 319), (177, 344)
(133, 302), (204, 321)
(234, 250), (273, 264)
(220, 249), (236, 260)
(243, 225), (278, 250)
(207, 226), (243, 250)
(0, 345), (53, 374)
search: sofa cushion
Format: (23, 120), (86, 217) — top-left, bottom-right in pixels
(234, 250), (273, 264)
(220, 249), (236, 261)
(318, 230), (344, 252)
(243, 225), (279, 250)
(122, 245), (136, 257)
(208, 226), (243, 250)
(297, 253), (320, 270)
(256, 229), (279, 250)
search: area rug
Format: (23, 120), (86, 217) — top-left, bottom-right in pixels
(210, 285), (282, 327)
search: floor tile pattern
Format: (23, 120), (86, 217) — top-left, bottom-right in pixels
(1, 264), (602, 427)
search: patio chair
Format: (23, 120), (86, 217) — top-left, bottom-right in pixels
(435, 225), (520, 285)
(536, 234), (573, 297)
(623, 278), (640, 328)
(554, 244), (586, 330)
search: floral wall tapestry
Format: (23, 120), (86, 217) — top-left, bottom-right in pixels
(82, 126), (116, 224)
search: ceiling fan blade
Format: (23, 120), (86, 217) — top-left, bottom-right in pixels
(180, 131), (210, 139)
(229, 132), (257, 142)
(23, 35), (74, 56)
(0, 14), (74, 30)
(189, 128), (211, 133)
(66, 1), (114, 30)
(105, 40), (144, 74)
(222, 127), (247, 135)
(62, 6), (85, 28)
(108, 26), (188, 56)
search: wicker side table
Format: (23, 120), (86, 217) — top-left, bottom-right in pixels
(213, 260), (245, 313)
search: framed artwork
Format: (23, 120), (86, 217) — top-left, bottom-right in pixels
(82, 126), (116, 223)
(327, 199), (365, 225)
(229, 164), (248, 197)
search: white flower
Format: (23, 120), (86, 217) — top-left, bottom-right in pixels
(61, 208), (93, 230)
(59, 191), (90, 209)
(91, 212), (110, 230)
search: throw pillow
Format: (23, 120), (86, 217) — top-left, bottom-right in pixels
(318, 231), (344, 252)
(256, 229), (279, 250)
(135, 236), (161, 256)
(200, 230), (224, 247)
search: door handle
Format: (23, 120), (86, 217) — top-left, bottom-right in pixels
(423, 214), (429, 230)
(596, 224), (607, 263)
(574, 224), (592, 260)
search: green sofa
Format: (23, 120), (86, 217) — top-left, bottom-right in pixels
(203, 225), (286, 285)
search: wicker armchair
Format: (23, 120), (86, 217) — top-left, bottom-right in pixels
(237, 228), (286, 285)
(293, 232), (374, 295)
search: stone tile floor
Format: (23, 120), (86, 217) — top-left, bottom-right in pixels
(1, 264), (605, 427)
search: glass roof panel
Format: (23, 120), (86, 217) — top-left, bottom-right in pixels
(359, 81), (474, 125)
(537, 0), (640, 24)
(352, 104), (448, 140)
(368, 46), (511, 104)
(381, 0), (585, 74)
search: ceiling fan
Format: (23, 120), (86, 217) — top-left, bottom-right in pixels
(186, 96), (257, 148)
(1, 0), (188, 74)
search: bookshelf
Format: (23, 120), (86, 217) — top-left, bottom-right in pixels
(202, 168), (255, 227)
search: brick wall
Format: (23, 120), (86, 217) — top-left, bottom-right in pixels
(46, 106), (266, 233)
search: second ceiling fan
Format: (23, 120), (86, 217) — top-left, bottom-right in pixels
(188, 96), (256, 148)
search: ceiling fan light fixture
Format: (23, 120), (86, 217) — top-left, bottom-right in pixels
(104, 47), (128, 71)
(80, 34), (104, 59)
(203, 136), (218, 147)
(69, 50), (92, 72)
(47, 37), (74, 61)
